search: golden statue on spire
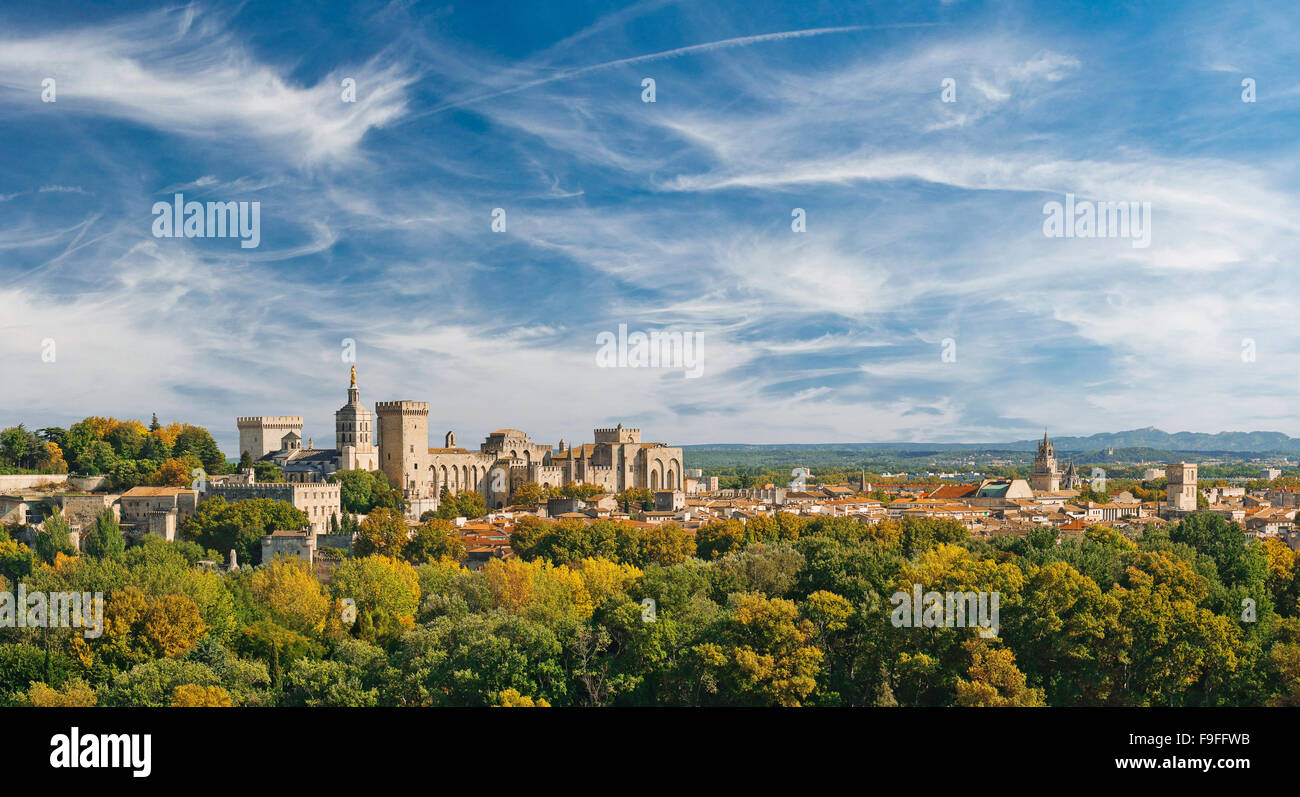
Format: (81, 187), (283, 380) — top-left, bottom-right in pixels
(350, 365), (357, 387)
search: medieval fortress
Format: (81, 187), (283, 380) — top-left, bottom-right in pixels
(236, 368), (684, 517)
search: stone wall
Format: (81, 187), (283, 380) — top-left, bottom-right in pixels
(0, 473), (69, 491)
(67, 475), (108, 491)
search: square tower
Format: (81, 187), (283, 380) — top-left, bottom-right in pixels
(236, 416), (303, 460)
(376, 401), (429, 497)
(1166, 462), (1198, 511)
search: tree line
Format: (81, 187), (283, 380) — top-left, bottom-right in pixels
(4, 505), (1300, 706)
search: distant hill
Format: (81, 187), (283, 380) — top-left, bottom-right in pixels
(1003, 427), (1300, 454)
(681, 428), (1300, 469)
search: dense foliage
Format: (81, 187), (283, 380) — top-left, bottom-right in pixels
(1, 416), (229, 488)
(3, 508), (1299, 707)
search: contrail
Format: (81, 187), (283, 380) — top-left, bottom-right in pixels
(427, 21), (939, 114)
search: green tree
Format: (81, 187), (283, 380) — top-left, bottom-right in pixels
(35, 511), (76, 563)
(83, 508), (126, 559)
(512, 482), (544, 505)
(641, 522), (695, 566)
(559, 482), (604, 500)
(699, 593), (823, 707)
(180, 497), (309, 566)
(331, 469), (406, 514)
(394, 610), (566, 706)
(404, 518), (466, 564)
(353, 507), (410, 558)
(171, 425), (226, 473)
(616, 487), (654, 512)
(435, 490), (486, 520)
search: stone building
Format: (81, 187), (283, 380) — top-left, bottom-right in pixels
(239, 369), (685, 518)
(261, 529), (316, 564)
(58, 493), (121, 544)
(655, 490), (686, 511)
(1061, 461), (1082, 490)
(205, 479), (341, 534)
(241, 369), (377, 482)
(549, 425), (684, 494)
(1166, 462), (1198, 512)
(335, 366), (377, 471)
(237, 416), (304, 461)
(118, 486), (199, 542)
(1030, 431), (1061, 492)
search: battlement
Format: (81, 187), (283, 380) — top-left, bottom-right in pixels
(237, 417), (304, 461)
(375, 401), (429, 414)
(593, 424), (641, 444)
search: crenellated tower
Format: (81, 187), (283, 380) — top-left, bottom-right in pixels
(376, 400), (429, 498)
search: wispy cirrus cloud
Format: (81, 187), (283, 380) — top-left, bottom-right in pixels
(2, 0), (1300, 452)
(0, 5), (414, 166)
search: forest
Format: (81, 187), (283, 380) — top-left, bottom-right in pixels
(3, 507), (1298, 707)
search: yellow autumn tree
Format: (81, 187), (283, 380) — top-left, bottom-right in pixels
(24, 680), (98, 707)
(328, 555), (421, 634)
(251, 555), (331, 634)
(40, 441), (68, 472)
(575, 557), (642, 607)
(150, 457), (200, 487)
(171, 684), (233, 707)
(483, 557), (538, 611)
(897, 542), (1026, 608)
(496, 688), (550, 707)
(102, 586), (207, 664)
(720, 593), (822, 707)
(79, 416), (118, 439)
(109, 419), (148, 438)
(1263, 538), (1300, 615)
(954, 638), (1046, 706)
(154, 422), (185, 448)
(482, 557), (595, 620)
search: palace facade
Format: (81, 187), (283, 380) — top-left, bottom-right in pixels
(237, 369), (684, 516)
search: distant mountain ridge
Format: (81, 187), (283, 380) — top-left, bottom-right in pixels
(1006, 427), (1300, 453)
(683, 428), (1300, 454)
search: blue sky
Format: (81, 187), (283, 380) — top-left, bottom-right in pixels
(2, 0), (1299, 456)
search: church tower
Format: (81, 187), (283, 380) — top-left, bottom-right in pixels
(1062, 461), (1081, 490)
(1166, 462), (1198, 512)
(335, 366), (377, 471)
(1030, 429), (1060, 492)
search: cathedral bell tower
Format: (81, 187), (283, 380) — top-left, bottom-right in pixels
(335, 367), (377, 471)
(1030, 429), (1061, 492)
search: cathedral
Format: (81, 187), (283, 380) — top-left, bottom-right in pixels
(236, 366), (376, 483)
(1030, 430), (1060, 492)
(237, 369), (684, 516)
